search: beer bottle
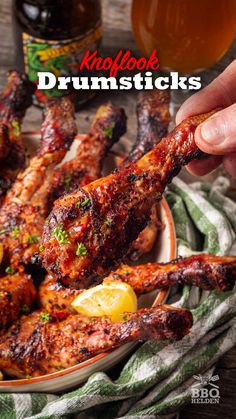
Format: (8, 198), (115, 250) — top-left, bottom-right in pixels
(12, 0), (102, 106)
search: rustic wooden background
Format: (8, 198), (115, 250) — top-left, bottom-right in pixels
(0, 0), (236, 417)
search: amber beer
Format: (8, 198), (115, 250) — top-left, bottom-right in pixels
(12, 0), (102, 106)
(132, 0), (236, 73)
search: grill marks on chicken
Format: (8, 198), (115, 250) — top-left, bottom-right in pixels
(0, 305), (192, 378)
(0, 71), (35, 201)
(0, 98), (77, 267)
(46, 102), (127, 211)
(42, 110), (217, 288)
(0, 271), (36, 336)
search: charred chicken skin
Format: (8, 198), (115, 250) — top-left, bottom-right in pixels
(42, 110), (218, 288)
(39, 254), (236, 315)
(46, 102), (127, 211)
(0, 71), (35, 200)
(0, 97), (77, 267)
(0, 270), (36, 336)
(0, 305), (192, 378)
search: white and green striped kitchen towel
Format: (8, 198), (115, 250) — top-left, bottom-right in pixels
(1, 176), (236, 419)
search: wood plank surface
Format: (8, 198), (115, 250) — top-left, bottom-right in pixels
(0, 1), (236, 418)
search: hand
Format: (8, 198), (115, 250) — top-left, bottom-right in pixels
(176, 59), (236, 178)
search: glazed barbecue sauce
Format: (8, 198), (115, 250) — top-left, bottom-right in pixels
(12, 0), (102, 107)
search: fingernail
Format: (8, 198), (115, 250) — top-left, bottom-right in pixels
(199, 117), (224, 145)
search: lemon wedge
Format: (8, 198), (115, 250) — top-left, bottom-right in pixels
(71, 280), (138, 322)
(0, 243), (3, 265)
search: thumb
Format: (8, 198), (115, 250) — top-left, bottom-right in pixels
(195, 104), (236, 155)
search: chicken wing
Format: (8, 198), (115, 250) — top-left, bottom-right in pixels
(0, 305), (192, 378)
(0, 97), (77, 267)
(0, 270), (36, 336)
(0, 71), (35, 201)
(42, 110), (218, 288)
(39, 254), (236, 315)
(46, 102), (127, 211)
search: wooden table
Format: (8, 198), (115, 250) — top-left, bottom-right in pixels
(0, 1), (236, 417)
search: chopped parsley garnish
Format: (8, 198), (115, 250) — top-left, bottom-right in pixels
(39, 244), (44, 252)
(122, 314), (128, 321)
(76, 198), (90, 208)
(5, 266), (15, 275)
(76, 243), (88, 256)
(52, 223), (70, 245)
(25, 234), (39, 244)
(12, 226), (20, 239)
(104, 219), (112, 227)
(56, 367), (64, 371)
(39, 311), (50, 322)
(25, 375), (32, 379)
(22, 304), (30, 314)
(81, 198), (90, 207)
(124, 270), (130, 276)
(103, 123), (115, 139)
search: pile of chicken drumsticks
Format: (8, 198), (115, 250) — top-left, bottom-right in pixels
(0, 71), (235, 379)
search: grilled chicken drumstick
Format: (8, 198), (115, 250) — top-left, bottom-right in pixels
(46, 102), (127, 211)
(108, 254), (236, 293)
(126, 90), (170, 260)
(0, 305), (192, 378)
(0, 71), (35, 201)
(39, 254), (236, 315)
(42, 110), (218, 288)
(0, 97), (77, 267)
(47, 94), (166, 261)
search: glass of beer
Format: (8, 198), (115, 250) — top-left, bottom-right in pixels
(132, 0), (236, 73)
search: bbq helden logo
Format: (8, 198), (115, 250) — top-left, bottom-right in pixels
(191, 374), (220, 404)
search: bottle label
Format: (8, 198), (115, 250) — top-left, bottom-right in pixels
(22, 23), (102, 103)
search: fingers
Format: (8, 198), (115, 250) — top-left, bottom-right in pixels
(187, 155), (223, 176)
(176, 60), (236, 178)
(176, 59), (236, 124)
(194, 103), (236, 155)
